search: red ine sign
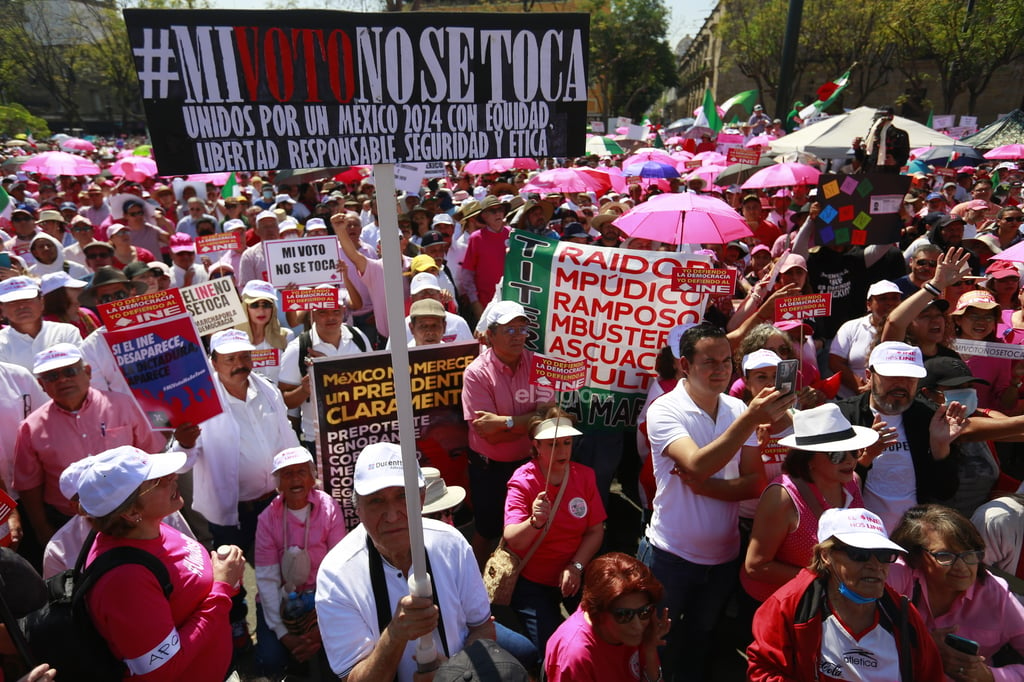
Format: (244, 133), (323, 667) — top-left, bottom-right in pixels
(530, 354), (588, 392)
(726, 147), (761, 165)
(775, 293), (832, 321)
(671, 267), (736, 295)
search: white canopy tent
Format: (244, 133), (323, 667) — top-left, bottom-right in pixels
(769, 107), (956, 158)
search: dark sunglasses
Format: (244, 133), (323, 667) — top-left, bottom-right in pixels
(610, 603), (655, 624)
(248, 301), (274, 309)
(85, 251), (111, 259)
(71, 226), (93, 233)
(125, 210), (144, 217)
(97, 290), (130, 304)
(835, 544), (900, 564)
(38, 364), (84, 383)
(915, 259), (938, 268)
(824, 451), (853, 464)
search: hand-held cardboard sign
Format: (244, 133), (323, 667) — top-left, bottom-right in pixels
(122, 10), (589, 173)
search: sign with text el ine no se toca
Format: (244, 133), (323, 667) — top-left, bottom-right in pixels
(122, 10), (589, 174)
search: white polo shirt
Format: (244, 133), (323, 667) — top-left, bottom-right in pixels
(0, 320), (81, 371)
(646, 383), (757, 565)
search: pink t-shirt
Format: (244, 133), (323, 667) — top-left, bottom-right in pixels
(462, 226), (509, 306)
(962, 352), (1012, 410)
(545, 607), (644, 682)
(504, 461), (606, 586)
(86, 524), (235, 681)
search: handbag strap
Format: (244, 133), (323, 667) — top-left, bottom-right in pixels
(517, 465), (571, 567)
(791, 476), (826, 520)
(366, 533), (450, 670)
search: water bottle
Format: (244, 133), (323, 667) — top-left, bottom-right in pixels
(281, 590), (317, 636)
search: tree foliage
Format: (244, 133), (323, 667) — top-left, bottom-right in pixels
(0, 103), (50, 138)
(587, 0), (678, 120)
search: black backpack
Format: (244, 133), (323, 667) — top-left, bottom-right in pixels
(19, 530), (173, 681)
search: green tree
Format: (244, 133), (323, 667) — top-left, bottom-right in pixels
(886, 0), (1024, 113)
(0, 103), (50, 138)
(587, 0), (678, 120)
(717, 0), (793, 110)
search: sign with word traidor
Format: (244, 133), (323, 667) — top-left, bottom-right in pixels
(775, 293), (832, 321)
(122, 10), (589, 173)
(671, 267), (736, 295)
(530, 354), (588, 391)
(264, 235), (342, 287)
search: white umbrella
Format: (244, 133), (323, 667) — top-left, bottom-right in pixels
(769, 107), (955, 158)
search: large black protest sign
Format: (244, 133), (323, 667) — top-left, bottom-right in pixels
(123, 10), (589, 173)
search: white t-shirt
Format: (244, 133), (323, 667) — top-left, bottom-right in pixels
(646, 384), (758, 565)
(818, 611), (901, 680)
(862, 411), (916, 534)
(830, 314), (877, 398)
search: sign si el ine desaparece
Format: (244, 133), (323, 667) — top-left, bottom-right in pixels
(122, 10), (589, 174)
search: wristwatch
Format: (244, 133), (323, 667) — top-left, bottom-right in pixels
(570, 561), (584, 574)
(505, 416), (514, 430)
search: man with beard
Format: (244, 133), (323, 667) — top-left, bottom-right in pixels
(835, 342), (966, 532)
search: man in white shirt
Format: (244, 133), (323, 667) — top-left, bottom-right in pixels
(829, 280), (904, 398)
(404, 274), (473, 346)
(0, 277), (80, 371)
(641, 323), (793, 682)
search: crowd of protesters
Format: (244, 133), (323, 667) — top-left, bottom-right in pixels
(1, 112), (1024, 682)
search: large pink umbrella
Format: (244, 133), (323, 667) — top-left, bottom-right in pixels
(744, 134), (777, 148)
(983, 144), (1024, 160)
(60, 138), (96, 153)
(187, 172), (232, 185)
(684, 164), (728, 185)
(522, 168), (608, 194)
(110, 157), (159, 182)
(21, 151), (100, 177)
(623, 149), (675, 167)
(462, 157), (539, 174)
(613, 192), (752, 245)
(741, 162), (821, 189)
(577, 167), (626, 193)
(693, 151), (728, 165)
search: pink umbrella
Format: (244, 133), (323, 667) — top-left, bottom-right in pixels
(994, 240), (1024, 263)
(21, 151), (100, 177)
(522, 168), (609, 194)
(462, 158), (539, 174)
(110, 157), (159, 182)
(577, 167), (626, 193)
(614, 192), (752, 244)
(665, 136), (685, 146)
(60, 138), (96, 153)
(693, 151), (728, 165)
(983, 144), (1024, 160)
(623, 149), (675, 167)
(187, 172), (232, 185)
(670, 151), (694, 161)
(615, 126), (629, 135)
(684, 164), (728, 185)
(741, 162), (821, 190)
(744, 134), (777, 148)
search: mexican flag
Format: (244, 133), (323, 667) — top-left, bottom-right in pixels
(221, 172), (238, 199)
(693, 88), (723, 133)
(720, 90), (759, 117)
(0, 186), (11, 222)
(799, 68), (853, 120)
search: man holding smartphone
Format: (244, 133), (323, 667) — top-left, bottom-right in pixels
(640, 323), (795, 681)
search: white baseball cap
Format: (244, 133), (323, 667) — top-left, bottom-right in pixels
(33, 343), (83, 375)
(209, 329), (255, 355)
(485, 300), (527, 327)
(431, 213), (454, 226)
(868, 341), (926, 378)
(305, 217), (327, 233)
(0, 276), (40, 303)
(256, 210), (278, 223)
(76, 446), (187, 517)
(59, 454), (97, 500)
(272, 446), (315, 475)
(817, 507), (906, 553)
(354, 442), (423, 496)
(222, 218), (247, 232)
(40, 271), (87, 295)
(410, 273), (442, 296)
(742, 349), (782, 373)
(666, 322), (697, 360)
(866, 280), (901, 299)
(241, 280), (277, 302)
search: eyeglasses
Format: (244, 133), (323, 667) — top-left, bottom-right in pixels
(138, 474), (174, 498)
(125, 211), (144, 217)
(37, 364), (84, 383)
(835, 544), (900, 564)
(927, 549), (984, 566)
(97, 290), (130, 304)
(498, 326), (530, 336)
(915, 259), (938, 268)
(248, 301), (274, 309)
(824, 451), (854, 464)
(609, 603), (655, 624)
(1002, 216), (1024, 223)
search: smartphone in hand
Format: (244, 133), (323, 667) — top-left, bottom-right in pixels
(775, 359), (798, 395)
(944, 633), (979, 656)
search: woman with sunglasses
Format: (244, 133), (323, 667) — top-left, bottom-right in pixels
(889, 504), (1024, 682)
(742, 401), (874, 604)
(545, 552), (669, 682)
(503, 409), (605, 656)
(235, 280), (294, 385)
(79, 445), (246, 681)
(748, 507), (943, 681)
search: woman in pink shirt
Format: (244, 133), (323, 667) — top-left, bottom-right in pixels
(81, 445), (246, 682)
(503, 410), (606, 656)
(889, 504), (1024, 682)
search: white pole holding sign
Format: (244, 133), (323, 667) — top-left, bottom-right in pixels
(376, 164), (437, 670)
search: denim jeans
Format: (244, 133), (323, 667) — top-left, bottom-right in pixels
(637, 537), (739, 682)
(510, 575), (568, 659)
(494, 623), (539, 671)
